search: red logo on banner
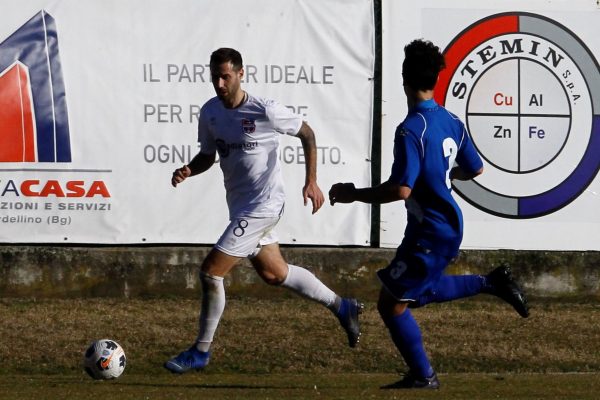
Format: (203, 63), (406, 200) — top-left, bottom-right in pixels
(0, 62), (36, 162)
(0, 11), (71, 163)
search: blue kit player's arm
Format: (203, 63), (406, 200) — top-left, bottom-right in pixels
(450, 126), (483, 181)
(329, 125), (416, 205)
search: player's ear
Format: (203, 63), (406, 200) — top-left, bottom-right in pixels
(239, 67), (244, 79)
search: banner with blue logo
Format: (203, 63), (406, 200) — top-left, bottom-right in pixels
(0, 0), (374, 245)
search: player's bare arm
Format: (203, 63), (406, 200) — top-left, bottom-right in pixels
(171, 152), (216, 187)
(329, 180), (411, 205)
(450, 165), (484, 181)
(297, 121), (325, 214)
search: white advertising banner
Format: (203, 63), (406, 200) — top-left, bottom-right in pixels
(382, 1), (600, 250)
(0, 0), (374, 244)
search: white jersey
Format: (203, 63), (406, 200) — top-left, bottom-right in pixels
(197, 93), (302, 218)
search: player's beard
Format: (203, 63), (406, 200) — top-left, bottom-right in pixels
(217, 84), (242, 108)
(216, 90), (228, 102)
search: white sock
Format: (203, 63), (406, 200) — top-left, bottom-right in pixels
(195, 272), (226, 352)
(281, 264), (340, 310)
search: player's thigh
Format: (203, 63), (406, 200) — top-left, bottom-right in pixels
(200, 247), (241, 277)
(250, 243), (288, 284)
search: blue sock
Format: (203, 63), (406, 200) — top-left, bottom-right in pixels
(412, 275), (488, 307)
(384, 309), (433, 379)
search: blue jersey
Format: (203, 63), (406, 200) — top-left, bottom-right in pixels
(389, 99), (482, 257)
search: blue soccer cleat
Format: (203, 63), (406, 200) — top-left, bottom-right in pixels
(336, 298), (363, 348)
(164, 346), (210, 374)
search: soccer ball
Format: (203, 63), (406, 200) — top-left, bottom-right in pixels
(83, 339), (126, 380)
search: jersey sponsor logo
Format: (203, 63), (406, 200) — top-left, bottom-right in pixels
(436, 12), (600, 218)
(0, 11), (71, 163)
(215, 139), (258, 158)
(242, 118), (256, 134)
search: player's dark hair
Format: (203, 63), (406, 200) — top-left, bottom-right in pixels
(402, 39), (445, 91)
(210, 48), (243, 71)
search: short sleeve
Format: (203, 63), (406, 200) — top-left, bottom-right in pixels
(388, 125), (422, 188)
(456, 126), (483, 173)
(265, 100), (303, 136)
(197, 108), (216, 154)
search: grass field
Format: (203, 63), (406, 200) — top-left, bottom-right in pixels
(1, 296), (599, 399)
(3, 372), (600, 400)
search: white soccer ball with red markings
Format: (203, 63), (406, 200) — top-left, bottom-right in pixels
(83, 339), (126, 380)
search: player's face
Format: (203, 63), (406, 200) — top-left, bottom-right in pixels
(211, 62), (244, 108)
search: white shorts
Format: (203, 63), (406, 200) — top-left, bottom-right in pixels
(214, 215), (280, 258)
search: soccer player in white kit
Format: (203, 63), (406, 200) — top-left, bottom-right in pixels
(164, 48), (362, 374)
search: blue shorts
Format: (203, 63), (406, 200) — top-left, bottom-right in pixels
(377, 243), (455, 303)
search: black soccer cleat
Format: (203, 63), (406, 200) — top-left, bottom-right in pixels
(336, 298), (363, 348)
(381, 371), (441, 390)
(487, 264), (530, 318)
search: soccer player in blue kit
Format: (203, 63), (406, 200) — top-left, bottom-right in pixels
(164, 48), (362, 374)
(329, 39), (529, 389)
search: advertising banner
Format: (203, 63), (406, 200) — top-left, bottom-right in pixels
(0, 0), (375, 244)
(381, 0), (600, 250)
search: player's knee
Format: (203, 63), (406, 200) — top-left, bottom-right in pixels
(252, 257), (288, 285)
(200, 271), (224, 292)
(377, 290), (408, 319)
(265, 276), (285, 286)
(257, 269), (286, 285)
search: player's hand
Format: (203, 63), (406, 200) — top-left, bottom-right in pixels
(171, 165), (191, 187)
(303, 181), (325, 214)
(329, 182), (356, 205)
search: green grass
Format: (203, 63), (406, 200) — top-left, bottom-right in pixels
(0, 296), (599, 399)
(2, 373), (600, 400)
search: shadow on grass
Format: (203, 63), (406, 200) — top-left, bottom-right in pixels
(114, 381), (297, 390)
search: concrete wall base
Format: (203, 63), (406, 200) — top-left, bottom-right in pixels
(1, 246), (598, 299)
